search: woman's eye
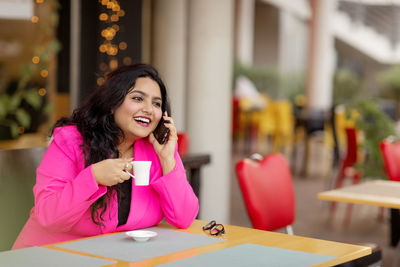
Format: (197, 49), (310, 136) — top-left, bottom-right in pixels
(132, 96), (142, 101)
(153, 102), (161, 108)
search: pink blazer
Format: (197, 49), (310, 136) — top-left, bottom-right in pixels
(13, 125), (199, 249)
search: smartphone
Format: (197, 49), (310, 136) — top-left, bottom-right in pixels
(153, 119), (170, 144)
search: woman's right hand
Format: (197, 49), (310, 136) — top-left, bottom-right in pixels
(91, 158), (133, 186)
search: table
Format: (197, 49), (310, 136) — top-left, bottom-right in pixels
(317, 180), (400, 247)
(1, 220), (370, 266)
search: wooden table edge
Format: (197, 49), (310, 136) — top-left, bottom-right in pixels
(317, 192), (400, 209)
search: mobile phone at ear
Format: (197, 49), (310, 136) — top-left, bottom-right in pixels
(153, 119), (170, 144)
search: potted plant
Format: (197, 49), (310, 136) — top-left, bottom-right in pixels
(354, 99), (397, 179)
(0, 0), (60, 140)
(0, 77), (50, 139)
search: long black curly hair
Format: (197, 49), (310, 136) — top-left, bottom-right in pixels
(52, 63), (171, 225)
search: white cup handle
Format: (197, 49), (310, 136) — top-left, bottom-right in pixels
(124, 170), (135, 179)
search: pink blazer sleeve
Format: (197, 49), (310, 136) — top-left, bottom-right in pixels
(33, 126), (107, 232)
(151, 149), (199, 228)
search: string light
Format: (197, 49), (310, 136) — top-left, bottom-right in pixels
(31, 16), (39, 23)
(97, 77), (105, 86)
(40, 69), (49, 78)
(99, 13), (108, 21)
(99, 63), (108, 71)
(32, 56), (40, 64)
(119, 42), (127, 50)
(110, 14), (119, 22)
(111, 24), (119, 31)
(109, 59), (118, 70)
(98, 0), (128, 76)
(32, 2), (51, 88)
(123, 56), (132, 65)
(38, 88), (47, 96)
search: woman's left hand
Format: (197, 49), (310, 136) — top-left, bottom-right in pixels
(149, 112), (177, 175)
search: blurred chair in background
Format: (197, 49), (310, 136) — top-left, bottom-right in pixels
(233, 76), (266, 153)
(332, 127), (361, 188)
(235, 153), (295, 234)
(0, 147), (46, 251)
(330, 127), (362, 226)
(256, 96), (275, 153)
(293, 108), (331, 177)
(177, 132), (189, 157)
(232, 97), (240, 141)
(380, 137), (400, 182)
(256, 99), (294, 157)
(271, 100), (294, 155)
(380, 137), (400, 267)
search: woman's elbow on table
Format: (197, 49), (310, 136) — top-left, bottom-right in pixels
(166, 197), (199, 229)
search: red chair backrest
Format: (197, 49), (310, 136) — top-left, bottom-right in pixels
(380, 139), (400, 181)
(177, 132), (189, 157)
(235, 154), (295, 231)
(343, 127), (358, 168)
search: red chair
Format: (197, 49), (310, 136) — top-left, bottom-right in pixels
(380, 137), (400, 266)
(330, 127), (362, 225)
(380, 138), (400, 181)
(232, 97), (240, 140)
(333, 127), (362, 188)
(177, 132), (189, 157)
(235, 153), (295, 234)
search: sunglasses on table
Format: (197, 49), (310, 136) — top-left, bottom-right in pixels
(202, 220), (225, 236)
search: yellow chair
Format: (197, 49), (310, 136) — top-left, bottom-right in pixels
(257, 99), (295, 156)
(237, 97), (265, 152)
(272, 100), (295, 154)
(256, 97), (276, 152)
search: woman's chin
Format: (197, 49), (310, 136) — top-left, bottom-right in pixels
(132, 130), (152, 139)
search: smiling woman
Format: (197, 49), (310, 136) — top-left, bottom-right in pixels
(113, 77), (163, 141)
(12, 63), (199, 249)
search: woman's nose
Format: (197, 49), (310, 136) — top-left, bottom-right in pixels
(142, 101), (153, 114)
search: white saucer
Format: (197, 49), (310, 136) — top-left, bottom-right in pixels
(126, 230), (158, 242)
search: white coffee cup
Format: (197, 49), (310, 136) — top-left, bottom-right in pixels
(129, 161), (151, 186)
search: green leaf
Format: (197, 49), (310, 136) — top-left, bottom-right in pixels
(50, 40), (62, 52)
(41, 51), (50, 62)
(43, 103), (54, 114)
(0, 105), (5, 118)
(9, 93), (21, 110)
(15, 108), (31, 128)
(24, 89), (42, 109)
(20, 63), (34, 77)
(0, 95), (8, 118)
(0, 94), (10, 111)
(9, 122), (19, 138)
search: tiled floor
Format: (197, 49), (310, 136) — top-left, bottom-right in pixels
(230, 137), (398, 266)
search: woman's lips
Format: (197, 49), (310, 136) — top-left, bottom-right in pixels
(134, 116), (151, 127)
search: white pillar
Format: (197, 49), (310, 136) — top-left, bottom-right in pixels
(187, 0), (233, 223)
(236, 0), (254, 66)
(307, 0), (336, 111)
(70, 0), (81, 111)
(152, 0), (187, 131)
(278, 10), (309, 74)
